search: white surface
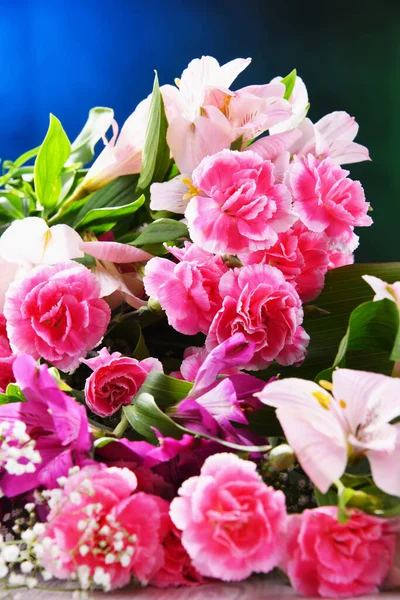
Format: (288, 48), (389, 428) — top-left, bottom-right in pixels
(8, 575), (400, 600)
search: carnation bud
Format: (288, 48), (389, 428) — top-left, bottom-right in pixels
(147, 297), (163, 313)
(263, 444), (296, 475)
(347, 490), (384, 512)
(222, 254), (243, 269)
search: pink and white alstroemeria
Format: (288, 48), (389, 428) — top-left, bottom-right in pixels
(163, 55), (251, 172)
(256, 369), (400, 495)
(269, 75), (309, 134)
(0, 217), (84, 310)
(0, 217), (83, 266)
(290, 111), (370, 165)
(78, 97), (149, 195)
(223, 83), (291, 145)
(363, 275), (400, 307)
(80, 241), (152, 310)
(150, 173), (194, 214)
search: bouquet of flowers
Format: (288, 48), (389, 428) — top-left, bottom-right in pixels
(0, 55), (399, 598)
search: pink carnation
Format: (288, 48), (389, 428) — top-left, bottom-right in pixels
(150, 497), (205, 587)
(285, 507), (396, 598)
(0, 314), (15, 392)
(241, 222), (330, 302)
(170, 453), (286, 581)
(289, 155), (372, 251)
(144, 243), (228, 335)
(185, 149), (295, 255)
(328, 249), (355, 270)
(41, 465), (164, 590)
(206, 264), (309, 370)
(82, 348), (163, 417)
(4, 262), (110, 373)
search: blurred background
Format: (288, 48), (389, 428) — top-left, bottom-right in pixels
(1, 0), (398, 261)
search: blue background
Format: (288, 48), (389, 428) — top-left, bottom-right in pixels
(1, 0), (399, 261)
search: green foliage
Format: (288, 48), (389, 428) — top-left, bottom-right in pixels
(317, 298), (400, 381)
(136, 370), (193, 407)
(259, 263), (400, 381)
(128, 218), (188, 246)
(315, 472), (400, 521)
(74, 195), (145, 233)
(123, 392), (271, 452)
(105, 321), (150, 361)
(67, 107), (114, 166)
(0, 383), (27, 405)
(138, 72), (170, 189)
(69, 174), (140, 229)
(281, 69), (297, 100)
(34, 114), (71, 210)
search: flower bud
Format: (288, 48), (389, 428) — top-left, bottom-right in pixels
(147, 297), (163, 313)
(264, 444), (296, 475)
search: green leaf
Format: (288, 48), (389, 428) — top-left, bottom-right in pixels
(74, 195), (144, 232)
(259, 263), (400, 381)
(67, 107), (114, 166)
(93, 436), (117, 449)
(124, 393), (271, 452)
(10, 146), (40, 169)
(314, 486), (338, 507)
(317, 298), (399, 380)
(104, 321), (149, 361)
(59, 171), (76, 204)
(281, 69), (297, 100)
(137, 370), (193, 408)
(124, 392), (183, 443)
(230, 136), (244, 151)
(0, 193), (25, 220)
(0, 383), (28, 405)
(71, 174), (140, 228)
(138, 72), (170, 189)
(34, 114), (71, 209)
(129, 218), (188, 246)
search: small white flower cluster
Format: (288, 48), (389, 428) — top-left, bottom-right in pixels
(0, 421), (41, 486)
(0, 502), (51, 592)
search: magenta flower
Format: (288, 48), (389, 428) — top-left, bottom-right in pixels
(144, 242), (228, 335)
(186, 150), (295, 255)
(285, 507), (396, 598)
(206, 264), (309, 370)
(96, 433), (226, 499)
(241, 221), (331, 303)
(289, 155), (372, 251)
(4, 261), (111, 373)
(0, 314), (15, 392)
(0, 355), (92, 497)
(257, 369), (400, 495)
(170, 453), (287, 581)
(82, 348), (163, 417)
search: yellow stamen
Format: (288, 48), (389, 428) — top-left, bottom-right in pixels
(221, 94), (232, 116)
(312, 391), (331, 410)
(182, 177), (202, 201)
(318, 380), (333, 391)
(174, 78), (181, 88)
(40, 229), (52, 262)
(339, 399), (347, 409)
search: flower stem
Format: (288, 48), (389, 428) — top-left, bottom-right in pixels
(113, 413), (129, 438)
